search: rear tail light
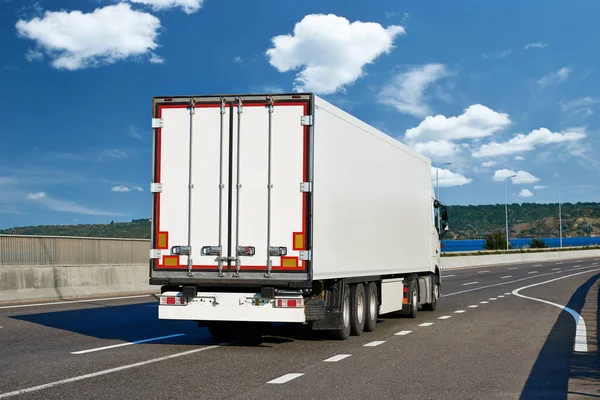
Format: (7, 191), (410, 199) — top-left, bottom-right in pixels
(160, 295), (187, 305)
(274, 298), (303, 308)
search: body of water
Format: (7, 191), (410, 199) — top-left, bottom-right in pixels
(441, 237), (600, 252)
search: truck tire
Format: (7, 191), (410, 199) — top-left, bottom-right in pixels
(350, 284), (366, 336)
(422, 275), (438, 311)
(364, 282), (378, 332)
(405, 278), (418, 318)
(333, 284), (351, 340)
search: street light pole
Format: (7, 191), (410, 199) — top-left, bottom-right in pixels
(558, 187), (562, 248)
(505, 175), (517, 250)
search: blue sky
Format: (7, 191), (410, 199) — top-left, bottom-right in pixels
(1, 0), (599, 228)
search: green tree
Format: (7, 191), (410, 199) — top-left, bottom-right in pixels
(484, 231), (508, 250)
(529, 238), (548, 248)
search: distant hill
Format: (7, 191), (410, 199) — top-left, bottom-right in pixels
(0, 219), (151, 239)
(1, 202), (599, 240)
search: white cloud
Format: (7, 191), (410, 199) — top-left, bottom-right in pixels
(25, 49), (43, 62)
(519, 189), (534, 198)
(405, 104), (511, 141)
(515, 156), (525, 161)
(431, 168), (472, 187)
(533, 185), (548, 190)
(27, 192), (126, 216)
(412, 140), (459, 160)
(379, 63), (450, 118)
(149, 53), (164, 64)
(98, 149), (130, 161)
(16, 3), (162, 70)
(482, 49), (512, 59)
(492, 169), (540, 185)
(27, 192), (47, 200)
(112, 186), (131, 192)
(266, 14), (404, 94)
(134, 186), (144, 192)
(234, 56), (242, 63)
(524, 42), (547, 49)
(128, 126), (145, 142)
(482, 161), (497, 168)
(559, 97), (597, 117)
(537, 67), (571, 88)
(472, 127), (586, 158)
(129, 0), (203, 14)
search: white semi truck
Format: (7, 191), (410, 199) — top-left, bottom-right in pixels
(149, 93), (449, 340)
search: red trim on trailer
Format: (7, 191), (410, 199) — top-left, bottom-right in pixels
(153, 101), (309, 272)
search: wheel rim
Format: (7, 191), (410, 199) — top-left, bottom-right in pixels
(434, 284), (439, 300)
(357, 291), (364, 324)
(343, 294), (350, 327)
(412, 287), (418, 310)
(369, 290), (377, 320)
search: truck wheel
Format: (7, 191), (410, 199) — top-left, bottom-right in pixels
(350, 284), (366, 336)
(364, 282), (378, 332)
(333, 284), (351, 340)
(406, 278), (418, 318)
(422, 276), (438, 311)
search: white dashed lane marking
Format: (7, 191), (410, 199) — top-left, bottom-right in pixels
(480, 301), (489, 304)
(477, 271), (490, 274)
(508, 267), (518, 270)
(419, 323), (434, 327)
(533, 264), (543, 267)
(552, 268), (560, 271)
(489, 298), (497, 301)
(528, 271), (538, 274)
(364, 341), (386, 347)
(323, 354), (351, 362)
(462, 282), (479, 286)
(501, 275), (512, 279)
(468, 305), (478, 308)
(443, 274), (456, 278)
(454, 310), (466, 314)
(267, 374), (304, 384)
(438, 316), (451, 320)
(394, 330), (412, 336)
(498, 295), (505, 298)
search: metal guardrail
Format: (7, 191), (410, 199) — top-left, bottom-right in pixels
(0, 235), (150, 266)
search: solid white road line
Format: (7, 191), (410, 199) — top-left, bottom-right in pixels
(0, 295), (152, 310)
(70, 334), (186, 355)
(454, 310), (466, 313)
(0, 345), (221, 399)
(477, 271), (490, 274)
(364, 341), (386, 347)
(418, 323), (434, 327)
(438, 316), (451, 320)
(324, 354), (351, 362)
(512, 268), (600, 353)
(501, 276), (512, 279)
(394, 330), (412, 336)
(267, 373), (304, 384)
(468, 305), (478, 308)
(508, 267), (518, 270)
(462, 282), (479, 286)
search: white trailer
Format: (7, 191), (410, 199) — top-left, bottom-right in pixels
(150, 93), (449, 340)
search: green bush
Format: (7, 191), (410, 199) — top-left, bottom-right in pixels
(483, 231), (509, 250)
(530, 238), (548, 248)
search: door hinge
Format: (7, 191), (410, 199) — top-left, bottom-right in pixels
(151, 183), (163, 193)
(300, 182), (312, 193)
(300, 115), (313, 126)
(152, 118), (164, 129)
(150, 249), (162, 259)
(299, 250), (312, 261)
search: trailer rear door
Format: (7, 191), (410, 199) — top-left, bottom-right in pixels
(151, 95), (311, 281)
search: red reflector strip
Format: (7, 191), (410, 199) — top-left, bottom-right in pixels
(274, 298), (303, 308)
(277, 299), (283, 307)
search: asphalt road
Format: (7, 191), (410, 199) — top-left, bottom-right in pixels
(0, 257), (599, 399)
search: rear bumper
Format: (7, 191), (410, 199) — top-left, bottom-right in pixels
(158, 291), (306, 323)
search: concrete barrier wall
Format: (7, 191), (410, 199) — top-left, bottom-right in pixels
(442, 249), (600, 270)
(0, 264), (158, 305)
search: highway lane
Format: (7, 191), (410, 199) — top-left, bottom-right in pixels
(0, 257), (598, 399)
